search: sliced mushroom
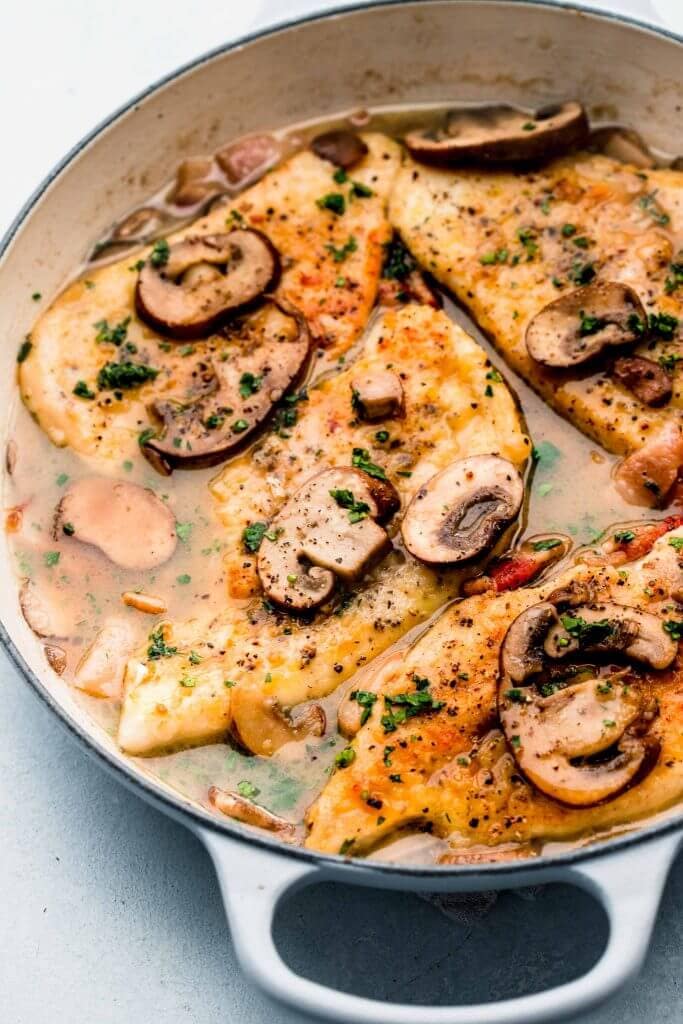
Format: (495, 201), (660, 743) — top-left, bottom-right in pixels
(215, 134), (280, 185)
(112, 207), (165, 242)
(405, 101), (588, 165)
(121, 591), (167, 615)
(612, 355), (672, 407)
(170, 157), (222, 207)
(74, 619), (136, 699)
(543, 602), (677, 669)
(135, 229), (280, 339)
(19, 578), (70, 639)
(587, 126), (655, 169)
(351, 370), (404, 421)
(257, 467), (400, 611)
(311, 130), (368, 169)
(230, 683), (326, 755)
(525, 281), (646, 368)
(54, 477), (177, 570)
(500, 602), (559, 683)
(208, 785), (297, 840)
(499, 672), (656, 806)
(614, 421), (683, 508)
(142, 300), (310, 473)
(401, 455), (523, 565)
(44, 644), (67, 675)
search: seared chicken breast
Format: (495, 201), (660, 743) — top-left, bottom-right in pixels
(390, 153), (683, 459)
(306, 522), (683, 859)
(117, 304), (530, 756)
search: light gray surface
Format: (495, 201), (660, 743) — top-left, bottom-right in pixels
(2, 2), (682, 1023)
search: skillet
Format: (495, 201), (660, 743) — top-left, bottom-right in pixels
(1, 3), (682, 1021)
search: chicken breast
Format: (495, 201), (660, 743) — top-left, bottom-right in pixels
(117, 304), (530, 756)
(19, 133), (401, 467)
(305, 523), (683, 858)
(390, 152), (683, 458)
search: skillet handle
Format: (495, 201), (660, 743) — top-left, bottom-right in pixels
(200, 828), (681, 1024)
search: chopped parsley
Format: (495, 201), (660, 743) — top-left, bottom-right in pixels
(561, 223), (577, 238)
(382, 238), (415, 280)
(532, 537), (562, 551)
(486, 369), (503, 382)
(664, 260), (683, 295)
(380, 685), (445, 734)
(242, 521), (268, 553)
(532, 439), (561, 470)
(56, 473), (69, 487)
(73, 380), (95, 400)
(668, 536), (683, 551)
(329, 488), (371, 523)
(176, 521), (193, 543)
(97, 361), (158, 390)
(239, 371), (263, 398)
(375, 429), (390, 443)
(316, 192), (346, 215)
(204, 413), (224, 429)
(350, 180), (373, 198)
(569, 260), (596, 285)
(504, 688), (530, 703)
(560, 613), (613, 646)
(659, 353), (683, 372)
(517, 227), (538, 260)
(94, 316), (131, 346)
(17, 338), (32, 363)
(480, 249), (508, 266)
(43, 551), (60, 568)
(62, 522), (75, 536)
(334, 747), (356, 769)
(138, 427), (157, 447)
(147, 626), (178, 660)
(648, 312), (679, 340)
(663, 619), (683, 640)
(150, 238), (170, 267)
(614, 529), (636, 543)
(332, 168), (348, 184)
(231, 419), (249, 433)
(351, 447), (386, 480)
(638, 191), (670, 226)
(572, 236), (591, 249)
(176, 573), (191, 585)
(339, 838), (355, 855)
(579, 311), (606, 337)
(351, 689), (378, 726)
(237, 780), (260, 800)
(537, 482), (553, 497)
(326, 236), (358, 263)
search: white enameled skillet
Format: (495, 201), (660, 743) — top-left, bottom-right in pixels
(2, 3), (682, 1021)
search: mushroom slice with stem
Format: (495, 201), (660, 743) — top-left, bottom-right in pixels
(257, 467), (400, 612)
(142, 299), (311, 473)
(525, 281), (646, 368)
(401, 454), (524, 565)
(208, 786), (297, 840)
(499, 671), (657, 806)
(543, 602), (678, 670)
(404, 101), (588, 165)
(230, 683), (326, 756)
(351, 369), (404, 421)
(311, 129), (369, 169)
(135, 229), (280, 339)
(54, 477), (177, 570)
(500, 602), (559, 684)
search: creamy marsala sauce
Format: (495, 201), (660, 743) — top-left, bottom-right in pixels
(5, 104), (680, 862)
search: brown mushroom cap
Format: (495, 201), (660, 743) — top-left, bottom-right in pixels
(499, 672), (656, 806)
(351, 369), (404, 421)
(208, 785), (297, 839)
(257, 467), (400, 611)
(311, 130), (368, 169)
(612, 355), (672, 408)
(404, 101), (588, 165)
(135, 229), (280, 339)
(54, 477), (177, 570)
(401, 455), (524, 565)
(543, 602), (677, 669)
(142, 299), (310, 474)
(525, 281), (646, 368)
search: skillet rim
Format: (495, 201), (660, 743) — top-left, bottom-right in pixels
(2, 0), (682, 878)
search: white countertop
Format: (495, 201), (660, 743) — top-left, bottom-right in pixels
(2, 3), (682, 1023)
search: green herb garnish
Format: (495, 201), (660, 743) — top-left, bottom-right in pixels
(351, 447), (386, 480)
